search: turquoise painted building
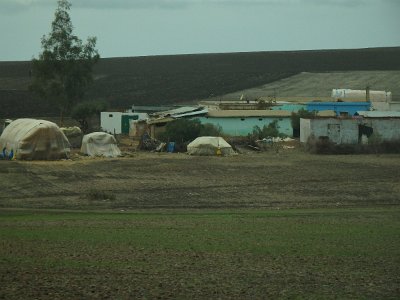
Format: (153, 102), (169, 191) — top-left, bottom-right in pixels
(195, 110), (294, 137)
(271, 103), (306, 112)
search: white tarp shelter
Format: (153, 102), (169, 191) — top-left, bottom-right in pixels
(0, 118), (70, 160)
(187, 136), (235, 156)
(81, 132), (121, 157)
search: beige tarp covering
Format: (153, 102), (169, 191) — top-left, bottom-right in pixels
(60, 126), (82, 137)
(0, 118), (70, 160)
(60, 126), (83, 148)
(81, 132), (121, 157)
(187, 136), (235, 156)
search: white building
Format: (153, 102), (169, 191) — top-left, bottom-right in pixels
(331, 89), (400, 111)
(300, 113), (400, 144)
(100, 112), (149, 135)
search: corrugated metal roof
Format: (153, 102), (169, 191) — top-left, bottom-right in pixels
(152, 106), (202, 117)
(147, 107), (208, 124)
(356, 111), (400, 118)
(171, 108), (208, 118)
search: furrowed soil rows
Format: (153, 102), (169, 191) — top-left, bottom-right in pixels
(0, 151), (399, 210)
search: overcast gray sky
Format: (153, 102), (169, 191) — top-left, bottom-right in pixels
(1, 0), (399, 61)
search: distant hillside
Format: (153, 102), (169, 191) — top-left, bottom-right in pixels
(0, 47), (400, 118)
(217, 71), (400, 102)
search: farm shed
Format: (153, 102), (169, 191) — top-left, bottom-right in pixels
(306, 102), (370, 117)
(150, 106), (207, 119)
(0, 118), (70, 160)
(81, 132), (121, 157)
(196, 110), (334, 137)
(147, 106), (208, 138)
(196, 110), (293, 137)
(300, 115), (400, 144)
(100, 112), (149, 135)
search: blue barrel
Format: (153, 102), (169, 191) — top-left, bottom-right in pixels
(167, 142), (175, 153)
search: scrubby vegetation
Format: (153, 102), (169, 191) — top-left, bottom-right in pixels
(157, 118), (223, 151)
(249, 120), (281, 140)
(306, 135), (400, 154)
(86, 188), (116, 201)
(71, 100), (108, 133)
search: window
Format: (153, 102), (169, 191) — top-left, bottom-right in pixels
(109, 114), (113, 117)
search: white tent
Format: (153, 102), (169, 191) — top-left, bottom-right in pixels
(0, 118), (70, 160)
(81, 132), (121, 157)
(187, 136), (235, 156)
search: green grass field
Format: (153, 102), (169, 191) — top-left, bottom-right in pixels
(1, 152), (399, 298)
(1, 208), (399, 299)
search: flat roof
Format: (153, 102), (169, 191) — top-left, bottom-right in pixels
(356, 111), (400, 118)
(207, 110), (292, 118)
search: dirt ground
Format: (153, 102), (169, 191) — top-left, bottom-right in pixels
(1, 148), (399, 210)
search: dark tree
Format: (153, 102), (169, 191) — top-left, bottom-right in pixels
(71, 100), (108, 133)
(30, 0), (99, 124)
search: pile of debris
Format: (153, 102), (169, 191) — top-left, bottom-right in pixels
(138, 133), (165, 152)
(230, 136), (297, 153)
(255, 137), (296, 150)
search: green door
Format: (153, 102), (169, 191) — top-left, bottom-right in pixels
(121, 115), (139, 135)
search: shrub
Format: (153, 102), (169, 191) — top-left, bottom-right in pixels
(157, 119), (224, 150)
(86, 189), (116, 201)
(306, 135), (335, 154)
(249, 120), (280, 140)
(158, 119), (202, 143)
(71, 100), (108, 133)
(200, 123), (223, 137)
(306, 134), (400, 154)
(379, 140), (400, 153)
